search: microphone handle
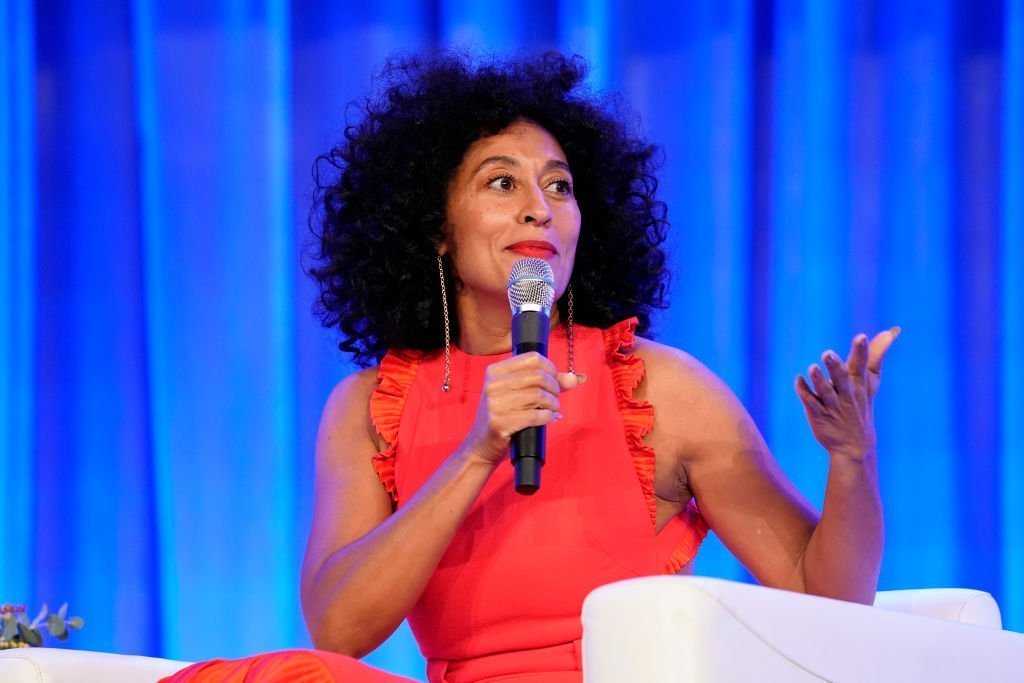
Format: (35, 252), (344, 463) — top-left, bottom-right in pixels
(511, 426), (544, 495)
(511, 310), (550, 495)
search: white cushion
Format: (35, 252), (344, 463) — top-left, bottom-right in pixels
(0, 647), (190, 683)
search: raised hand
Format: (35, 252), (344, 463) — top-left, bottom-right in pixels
(462, 352), (583, 466)
(794, 328), (900, 462)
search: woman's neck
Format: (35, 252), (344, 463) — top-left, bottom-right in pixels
(455, 292), (562, 356)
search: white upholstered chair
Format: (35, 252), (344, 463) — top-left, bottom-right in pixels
(582, 576), (1024, 682)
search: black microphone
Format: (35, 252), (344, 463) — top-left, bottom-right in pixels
(506, 258), (556, 495)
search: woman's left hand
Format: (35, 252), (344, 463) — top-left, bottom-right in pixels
(795, 328), (900, 462)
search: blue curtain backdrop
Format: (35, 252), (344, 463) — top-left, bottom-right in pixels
(1, 0), (1022, 678)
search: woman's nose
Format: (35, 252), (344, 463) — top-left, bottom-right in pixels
(518, 186), (552, 225)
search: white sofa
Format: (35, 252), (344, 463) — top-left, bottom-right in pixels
(582, 576), (1024, 682)
(3, 578), (1021, 682)
(0, 647), (190, 682)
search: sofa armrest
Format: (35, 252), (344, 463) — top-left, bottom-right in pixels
(874, 588), (1002, 627)
(0, 647), (190, 683)
(581, 576), (1024, 683)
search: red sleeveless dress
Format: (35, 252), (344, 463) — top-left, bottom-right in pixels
(164, 318), (707, 683)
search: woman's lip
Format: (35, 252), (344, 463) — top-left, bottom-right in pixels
(506, 241), (557, 256)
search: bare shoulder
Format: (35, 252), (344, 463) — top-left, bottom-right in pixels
(631, 336), (724, 393)
(631, 336), (743, 414)
(317, 366), (382, 453)
(631, 336), (754, 463)
(322, 365), (379, 418)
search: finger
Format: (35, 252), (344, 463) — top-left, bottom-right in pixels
(794, 375), (824, 415)
(557, 372), (585, 392)
(488, 352), (558, 378)
(822, 350), (853, 396)
(846, 333), (869, 379)
(495, 367), (561, 397)
(808, 364), (838, 408)
(867, 326), (901, 376)
(518, 408), (561, 428)
(490, 385), (560, 415)
(496, 408), (562, 438)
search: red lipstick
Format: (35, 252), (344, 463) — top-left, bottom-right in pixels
(507, 240), (557, 258)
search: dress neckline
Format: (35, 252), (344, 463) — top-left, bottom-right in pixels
(449, 323), (571, 370)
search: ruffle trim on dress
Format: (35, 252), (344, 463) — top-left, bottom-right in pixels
(369, 350), (422, 506)
(602, 317), (659, 528)
(664, 500), (711, 574)
(602, 317), (710, 572)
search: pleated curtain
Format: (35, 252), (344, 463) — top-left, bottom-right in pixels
(1, 1), (1021, 678)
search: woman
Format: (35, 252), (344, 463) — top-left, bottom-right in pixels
(169, 52), (896, 683)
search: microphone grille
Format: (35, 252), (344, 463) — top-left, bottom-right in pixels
(506, 258), (556, 315)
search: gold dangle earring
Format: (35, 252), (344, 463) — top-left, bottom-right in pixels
(438, 254), (452, 392)
(567, 283), (575, 375)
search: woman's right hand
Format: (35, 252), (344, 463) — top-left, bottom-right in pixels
(462, 352), (583, 466)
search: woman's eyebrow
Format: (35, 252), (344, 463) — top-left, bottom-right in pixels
(472, 156), (573, 175)
(545, 159), (572, 174)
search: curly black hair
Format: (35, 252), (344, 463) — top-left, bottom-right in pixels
(308, 51), (669, 367)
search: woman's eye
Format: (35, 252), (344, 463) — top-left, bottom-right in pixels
(547, 179), (574, 196)
(487, 174), (516, 191)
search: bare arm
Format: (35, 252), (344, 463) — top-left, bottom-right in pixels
(637, 330), (896, 604)
(792, 330), (899, 602)
(300, 354), (581, 656)
(300, 367), (495, 656)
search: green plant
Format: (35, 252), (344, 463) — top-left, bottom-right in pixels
(0, 603), (84, 649)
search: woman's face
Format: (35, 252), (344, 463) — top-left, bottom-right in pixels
(443, 120), (581, 306)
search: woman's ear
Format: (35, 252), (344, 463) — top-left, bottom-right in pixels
(437, 222), (450, 256)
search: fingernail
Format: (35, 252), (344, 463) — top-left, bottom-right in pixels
(858, 334), (868, 347)
(575, 373), (587, 384)
(890, 326), (902, 338)
(554, 412), (564, 420)
(827, 351), (840, 362)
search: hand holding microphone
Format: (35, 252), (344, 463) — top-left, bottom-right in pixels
(506, 258), (556, 494)
(459, 258), (579, 493)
